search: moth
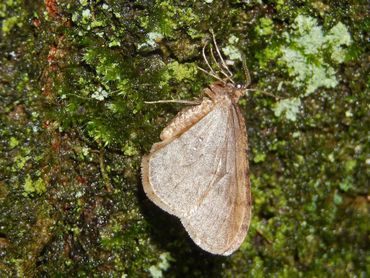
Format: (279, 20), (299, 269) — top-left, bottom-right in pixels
(141, 32), (251, 255)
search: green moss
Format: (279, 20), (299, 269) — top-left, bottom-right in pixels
(326, 22), (352, 63)
(123, 142), (139, 157)
(253, 152), (266, 163)
(12, 148), (31, 171)
(2, 16), (19, 34)
(255, 17), (274, 36)
(154, 1), (200, 38)
(9, 137), (19, 148)
(86, 119), (114, 146)
(164, 61), (197, 82)
(0, 0), (367, 276)
(1, 0), (27, 35)
(23, 175), (46, 196)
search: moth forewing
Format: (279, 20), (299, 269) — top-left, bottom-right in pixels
(224, 102), (251, 255)
(181, 101), (250, 255)
(141, 82), (251, 255)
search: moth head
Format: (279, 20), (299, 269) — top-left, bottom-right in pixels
(233, 83), (248, 101)
(208, 81), (247, 102)
(235, 83), (247, 90)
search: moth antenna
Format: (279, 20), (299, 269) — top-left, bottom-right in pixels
(202, 43), (217, 76)
(210, 29), (233, 77)
(209, 45), (235, 84)
(241, 52), (251, 87)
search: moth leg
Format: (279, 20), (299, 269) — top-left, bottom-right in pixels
(145, 99), (201, 105)
(203, 87), (218, 100)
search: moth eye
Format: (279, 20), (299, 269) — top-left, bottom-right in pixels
(236, 83), (244, 89)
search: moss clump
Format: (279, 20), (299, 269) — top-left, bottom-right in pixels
(0, 0), (27, 35)
(161, 61), (198, 84)
(255, 17), (274, 36)
(23, 175), (46, 196)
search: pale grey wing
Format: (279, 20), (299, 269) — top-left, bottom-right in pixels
(180, 104), (251, 255)
(142, 105), (230, 218)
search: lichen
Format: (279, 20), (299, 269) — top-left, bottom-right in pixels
(279, 15), (352, 96)
(148, 252), (173, 278)
(258, 14), (352, 121)
(273, 97), (302, 121)
(138, 32), (164, 49)
(222, 35), (242, 61)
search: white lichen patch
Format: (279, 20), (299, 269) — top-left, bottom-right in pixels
(148, 252), (173, 278)
(138, 32), (164, 49)
(91, 87), (108, 101)
(222, 35), (242, 61)
(273, 97), (302, 121)
(275, 15), (352, 121)
(280, 15), (352, 97)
